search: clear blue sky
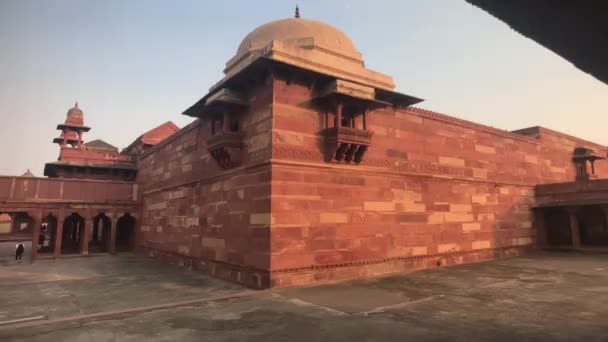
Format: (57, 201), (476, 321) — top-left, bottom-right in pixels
(1, 0), (607, 176)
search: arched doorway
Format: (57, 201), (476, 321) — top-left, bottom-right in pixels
(38, 213), (58, 255)
(0, 212), (35, 238)
(90, 213), (111, 253)
(61, 213), (85, 254)
(116, 213), (135, 252)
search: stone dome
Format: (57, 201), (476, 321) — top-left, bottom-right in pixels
(65, 102), (84, 126)
(236, 18), (360, 59)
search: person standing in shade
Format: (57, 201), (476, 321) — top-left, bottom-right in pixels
(15, 241), (25, 263)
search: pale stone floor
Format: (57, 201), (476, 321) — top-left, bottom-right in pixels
(0, 252), (607, 341)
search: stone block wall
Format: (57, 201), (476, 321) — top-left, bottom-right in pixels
(266, 76), (575, 287)
(269, 165), (536, 287)
(137, 83), (274, 288)
(136, 72), (607, 289)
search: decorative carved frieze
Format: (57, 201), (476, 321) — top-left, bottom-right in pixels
(271, 145), (486, 179)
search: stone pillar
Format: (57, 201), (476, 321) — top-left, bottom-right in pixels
(131, 214), (139, 251)
(575, 161), (588, 181)
(567, 207), (581, 248)
(54, 212), (65, 258)
(223, 111), (230, 132)
(336, 101), (343, 128)
(30, 211), (42, 263)
(534, 209), (548, 248)
(62, 129), (67, 146)
(80, 217), (92, 256)
(109, 214), (118, 255)
(362, 109), (368, 130)
(77, 129), (83, 148)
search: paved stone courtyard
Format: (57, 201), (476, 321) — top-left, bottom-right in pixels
(0, 241), (32, 265)
(0, 252), (607, 341)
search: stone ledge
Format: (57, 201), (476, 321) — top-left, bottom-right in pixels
(269, 245), (531, 275)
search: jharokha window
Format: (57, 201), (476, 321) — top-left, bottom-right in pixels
(210, 112), (240, 135)
(334, 104), (362, 129)
(228, 115), (240, 132)
(340, 113), (355, 128)
(321, 100), (373, 164)
(206, 109), (244, 170)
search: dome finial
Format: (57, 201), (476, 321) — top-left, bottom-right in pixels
(295, 5), (300, 18)
(74, 101), (78, 108)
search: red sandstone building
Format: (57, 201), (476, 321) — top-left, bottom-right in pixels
(0, 103), (177, 258)
(2, 13), (607, 288)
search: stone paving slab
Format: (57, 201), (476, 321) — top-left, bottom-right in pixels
(0, 254), (243, 322)
(1, 252), (608, 341)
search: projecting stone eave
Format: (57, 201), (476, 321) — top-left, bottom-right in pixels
(56, 123), (91, 132)
(183, 55), (423, 118)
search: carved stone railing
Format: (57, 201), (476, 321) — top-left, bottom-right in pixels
(322, 127), (373, 164)
(207, 132), (244, 169)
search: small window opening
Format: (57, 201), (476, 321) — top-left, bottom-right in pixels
(341, 114), (355, 128)
(229, 117), (240, 133)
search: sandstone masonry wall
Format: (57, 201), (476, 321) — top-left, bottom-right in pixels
(137, 83), (274, 288)
(137, 72), (607, 289)
(268, 76), (595, 287)
(513, 126), (608, 183)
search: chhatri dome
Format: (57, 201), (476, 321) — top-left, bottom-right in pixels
(218, 7), (396, 91)
(188, 7), (421, 119)
(65, 102), (84, 127)
(236, 17), (362, 62)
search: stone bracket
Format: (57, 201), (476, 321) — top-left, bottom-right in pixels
(207, 132), (244, 169)
(322, 127), (373, 164)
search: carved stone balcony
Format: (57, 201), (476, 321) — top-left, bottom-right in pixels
(322, 127), (373, 164)
(573, 146), (605, 181)
(207, 132), (244, 169)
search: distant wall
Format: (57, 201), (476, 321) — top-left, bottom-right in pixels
(59, 147), (135, 165)
(0, 176), (137, 203)
(513, 126), (608, 183)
